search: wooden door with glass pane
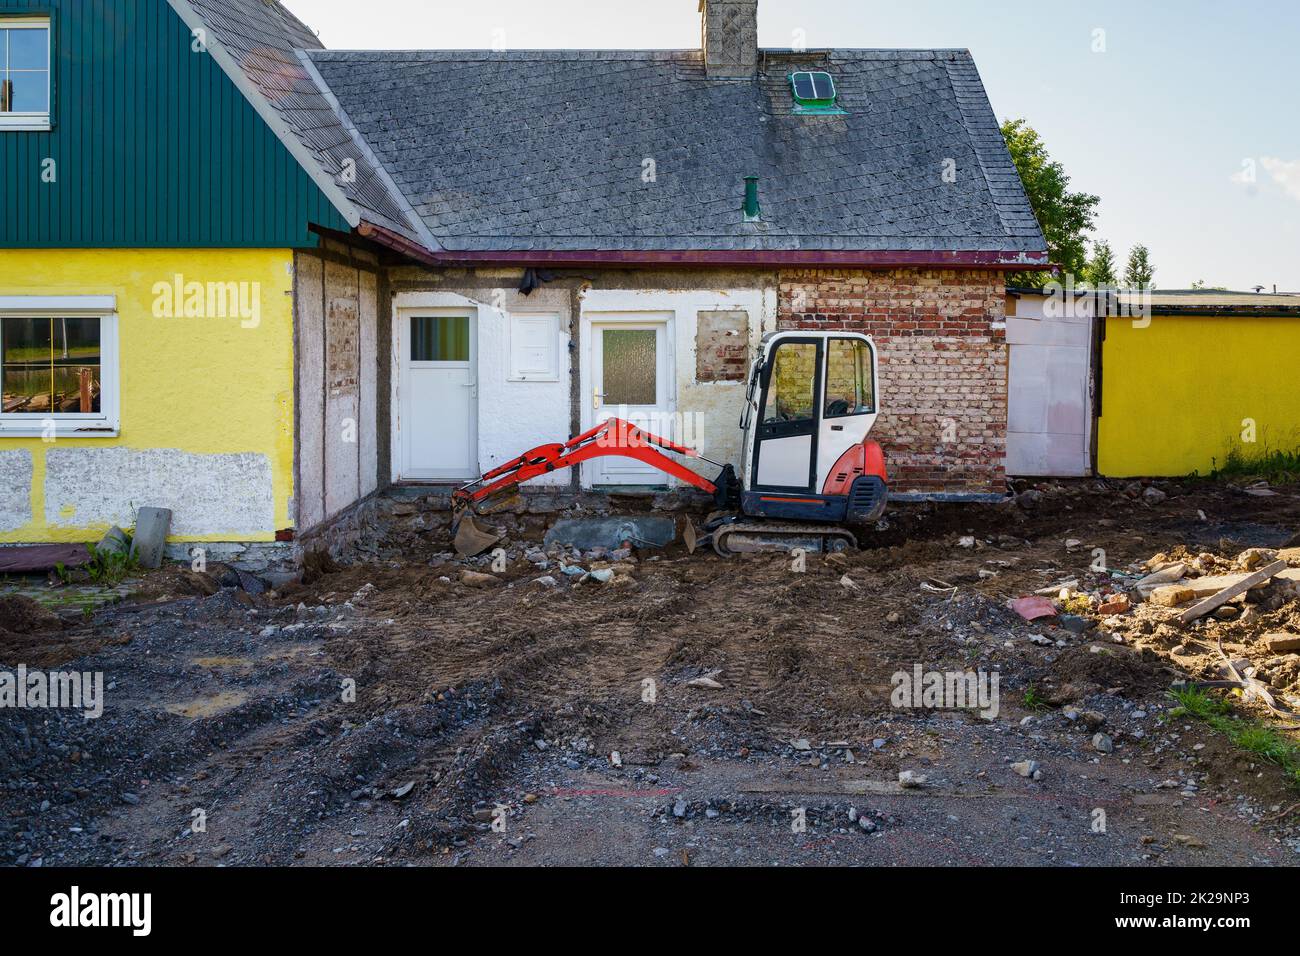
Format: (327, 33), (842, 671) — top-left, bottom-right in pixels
(589, 319), (672, 486)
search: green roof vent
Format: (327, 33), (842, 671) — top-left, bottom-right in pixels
(742, 176), (761, 222)
(789, 71), (846, 115)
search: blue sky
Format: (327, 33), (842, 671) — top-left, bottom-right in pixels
(286, 0), (1300, 291)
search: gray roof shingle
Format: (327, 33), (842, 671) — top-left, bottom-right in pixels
(305, 47), (1046, 256)
(176, 0), (428, 243)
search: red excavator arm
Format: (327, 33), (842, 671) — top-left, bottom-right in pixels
(453, 418), (719, 508)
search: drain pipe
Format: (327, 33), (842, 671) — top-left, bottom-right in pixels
(742, 175), (761, 222)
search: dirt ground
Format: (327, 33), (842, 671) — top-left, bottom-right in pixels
(4, 479), (1300, 867)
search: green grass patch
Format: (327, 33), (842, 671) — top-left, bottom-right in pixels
(1168, 685), (1300, 789)
(1208, 444), (1300, 486)
(1022, 684), (1050, 712)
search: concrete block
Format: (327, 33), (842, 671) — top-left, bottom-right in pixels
(131, 507), (172, 569)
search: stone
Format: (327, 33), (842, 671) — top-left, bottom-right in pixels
(532, 576), (558, 587)
(1092, 733), (1114, 754)
(1010, 760), (1039, 778)
(1143, 486), (1168, 504)
(1081, 711), (1106, 731)
(1149, 585), (1195, 607)
(459, 570), (503, 589)
(672, 798), (688, 819)
(1058, 614), (1090, 635)
(1263, 633), (1300, 654)
(898, 770), (926, 788)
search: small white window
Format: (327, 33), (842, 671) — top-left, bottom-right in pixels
(507, 312), (561, 382)
(0, 17), (51, 131)
(0, 296), (119, 437)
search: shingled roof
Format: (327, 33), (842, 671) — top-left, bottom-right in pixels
(304, 47), (1046, 261)
(167, 0), (430, 245)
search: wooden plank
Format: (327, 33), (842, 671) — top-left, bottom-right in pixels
(1178, 560), (1287, 625)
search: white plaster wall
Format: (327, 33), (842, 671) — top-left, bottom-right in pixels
(0, 450), (33, 531)
(392, 289), (571, 486)
(44, 448), (274, 536)
(578, 287), (775, 487)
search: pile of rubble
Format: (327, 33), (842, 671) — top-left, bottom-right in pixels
(1019, 542), (1300, 716)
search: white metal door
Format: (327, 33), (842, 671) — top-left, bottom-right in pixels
(399, 310), (477, 481)
(1006, 301), (1094, 477)
(589, 318), (672, 486)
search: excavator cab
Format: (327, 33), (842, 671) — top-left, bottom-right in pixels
(738, 331), (887, 527)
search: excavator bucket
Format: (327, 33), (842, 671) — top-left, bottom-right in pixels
(453, 513), (502, 558)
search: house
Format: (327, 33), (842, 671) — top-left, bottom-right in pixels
(0, 0), (423, 566)
(1006, 287), (1300, 479)
(1, 0), (1048, 563)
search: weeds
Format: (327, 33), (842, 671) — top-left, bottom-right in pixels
(85, 545), (140, 584)
(1023, 684), (1049, 712)
(1168, 685), (1300, 790)
(1209, 444), (1300, 486)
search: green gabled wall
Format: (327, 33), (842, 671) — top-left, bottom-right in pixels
(0, 0), (350, 248)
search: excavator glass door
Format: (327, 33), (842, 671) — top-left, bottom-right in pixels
(752, 338), (821, 491)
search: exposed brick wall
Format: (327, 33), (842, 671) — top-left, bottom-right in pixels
(777, 269), (1008, 496)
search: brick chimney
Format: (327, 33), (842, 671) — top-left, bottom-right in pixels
(700, 0), (758, 77)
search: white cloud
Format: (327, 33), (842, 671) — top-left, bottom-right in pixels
(1261, 157), (1300, 201)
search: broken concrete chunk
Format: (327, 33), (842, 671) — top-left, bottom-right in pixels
(1236, 548), (1278, 571)
(1149, 585), (1195, 607)
(96, 525), (131, 558)
(1263, 633), (1300, 654)
(131, 507), (172, 569)
(1136, 563), (1187, 590)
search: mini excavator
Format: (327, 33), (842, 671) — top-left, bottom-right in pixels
(452, 331), (888, 557)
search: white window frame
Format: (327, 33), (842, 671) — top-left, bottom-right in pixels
(0, 17), (52, 132)
(0, 295), (120, 437)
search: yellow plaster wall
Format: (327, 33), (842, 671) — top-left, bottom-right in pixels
(1098, 314), (1300, 477)
(0, 249), (296, 542)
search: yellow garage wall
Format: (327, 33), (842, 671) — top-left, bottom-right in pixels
(1098, 314), (1300, 477)
(0, 249), (295, 543)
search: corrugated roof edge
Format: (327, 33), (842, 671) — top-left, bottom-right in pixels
(296, 50), (442, 252)
(164, 0), (362, 232)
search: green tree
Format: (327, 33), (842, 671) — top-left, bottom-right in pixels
(1000, 118), (1100, 288)
(1084, 240), (1118, 288)
(1124, 244), (1155, 289)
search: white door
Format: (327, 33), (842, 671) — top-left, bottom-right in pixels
(399, 310), (477, 481)
(1006, 300), (1094, 477)
(588, 317), (673, 486)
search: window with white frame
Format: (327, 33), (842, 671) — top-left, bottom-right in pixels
(0, 17), (51, 131)
(0, 297), (118, 436)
